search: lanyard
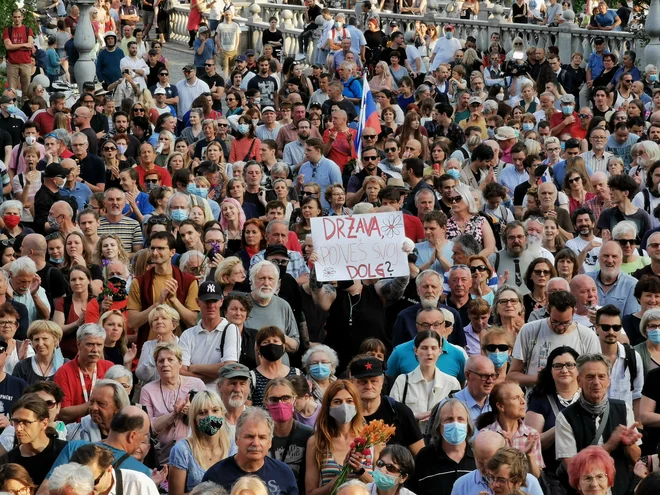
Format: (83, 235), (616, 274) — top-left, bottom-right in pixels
(79, 366), (97, 403)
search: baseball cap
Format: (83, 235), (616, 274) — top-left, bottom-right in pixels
(389, 20), (398, 27)
(264, 244), (290, 259)
(83, 81), (95, 90)
(44, 162), (69, 179)
(218, 363), (250, 380)
(236, 55), (248, 62)
(468, 95), (482, 105)
(104, 31), (117, 39)
(0, 96), (11, 105)
(198, 281), (223, 301)
(246, 49), (256, 56)
(261, 106), (276, 114)
(183, 63), (196, 72)
(349, 356), (383, 378)
(445, 24), (455, 31)
(198, 26), (210, 34)
(560, 94), (576, 104)
(154, 87), (167, 95)
(287, 77), (302, 87)
(594, 37), (605, 44)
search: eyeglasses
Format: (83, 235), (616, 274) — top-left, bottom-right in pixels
(384, 147), (398, 153)
(580, 473), (608, 484)
(533, 269), (551, 276)
(485, 476), (511, 485)
(470, 265), (488, 273)
(159, 72), (169, 76)
(0, 238), (15, 248)
(551, 362), (577, 370)
(623, 79), (633, 83)
(5, 487), (30, 495)
(269, 259), (289, 267)
(133, 108), (145, 113)
(448, 196), (462, 204)
(266, 395), (294, 405)
(10, 418), (39, 428)
(616, 239), (636, 246)
(578, 114), (592, 119)
(218, 123), (229, 127)
(546, 147), (560, 152)
(550, 319), (573, 330)
(599, 324), (622, 332)
(362, 155), (379, 161)
(148, 214), (171, 225)
(376, 459), (402, 474)
(417, 321), (445, 330)
(0, 320), (17, 327)
(44, 399), (58, 409)
(469, 371), (500, 381)
(485, 344), (509, 353)
(497, 298), (519, 306)
(145, 179), (159, 184)
(94, 470), (106, 486)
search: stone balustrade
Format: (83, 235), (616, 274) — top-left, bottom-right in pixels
(170, 0), (653, 69)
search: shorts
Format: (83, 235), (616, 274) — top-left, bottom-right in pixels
(142, 10), (155, 24)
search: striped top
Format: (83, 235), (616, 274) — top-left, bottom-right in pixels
(320, 450), (374, 487)
(98, 216), (143, 252)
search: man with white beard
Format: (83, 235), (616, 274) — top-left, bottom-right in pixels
(523, 216), (555, 263)
(245, 261), (300, 366)
(488, 221), (538, 296)
(537, 182), (574, 239)
(586, 241), (641, 315)
(217, 363), (251, 440)
(392, 269), (465, 347)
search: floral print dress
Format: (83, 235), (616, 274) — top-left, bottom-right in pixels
(446, 215), (485, 250)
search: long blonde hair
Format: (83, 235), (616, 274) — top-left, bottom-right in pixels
(96, 234), (130, 264)
(188, 391), (231, 470)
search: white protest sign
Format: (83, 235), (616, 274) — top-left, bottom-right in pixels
(311, 212), (408, 282)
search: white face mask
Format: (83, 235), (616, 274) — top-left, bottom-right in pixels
(25, 136), (37, 145)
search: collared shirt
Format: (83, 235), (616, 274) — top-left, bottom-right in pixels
(450, 469), (544, 495)
(485, 419), (545, 469)
(250, 249), (309, 279)
(586, 270), (641, 315)
(98, 216), (143, 253)
(256, 123), (282, 142)
(588, 50), (610, 80)
(299, 157), (342, 208)
(583, 195), (612, 222)
(59, 182), (93, 212)
(453, 387), (491, 424)
(462, 323), (482, 356)
(387, 338), (466, 382)
(282, 139), (305, 169)
(414, 240), (454, 274)
(498, 166), (528, 196)
(179, 319), (241, 392)
(580, 150), (612, 175)
(608, 341), (644, 408)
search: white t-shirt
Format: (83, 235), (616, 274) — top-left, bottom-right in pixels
(566, 236), (602, 272)
(430, 37), (462, 71)
(512, 318), (601, 377)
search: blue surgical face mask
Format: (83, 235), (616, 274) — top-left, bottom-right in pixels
(445, 32), (453, 39)
(442, 421), (468, 445)
(238, 124), (250, 135)
(372, 470), (398, 491)
(487, 351), (509, 369)
(171, 209), (188, 222)
(49, 257), (64, 264)
(186, 183), (197, 195)
(562, 105), (574, 115)
(446, 169), (461, 180)
(196, 187), (209, 199)
(309, 363), (332, 380)
(560, 141), (566, 151)
(522, 122), (534, 131)
(487, 127), (495, 139)
(7, 105), (18, 114)
(648, 329), (660, 344)
(650, 74), (658, 82)
(334, 21), (342, 28)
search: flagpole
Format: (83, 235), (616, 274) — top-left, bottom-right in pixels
(356, 73), (369, 161)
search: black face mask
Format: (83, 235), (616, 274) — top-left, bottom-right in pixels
(260, 343), (285, 362)
(278, 265), (287, 279)
(107, 276), (129, 302)
(336, 280), (355, 291)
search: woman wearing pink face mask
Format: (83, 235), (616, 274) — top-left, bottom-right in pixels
(263, 377), (313, 491)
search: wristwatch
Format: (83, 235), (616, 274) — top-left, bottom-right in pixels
(354, 468), (366, 477)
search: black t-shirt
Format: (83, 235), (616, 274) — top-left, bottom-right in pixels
(596, 206), (651, 238)
(104, 345), (124, 365)
(593, 106), (613, 119)
(78, 153), (107, 187)
(321, 98), (357, 122)
(622, 313), (644, 347)
(513, 181), (532, 206)
(90, 113), (109, 136)
(0, 374), (27, 417)
(0, 115), (22, 147)
(365, 396), (423, 448)
(146, 61), (166, 89)
(193, 137), (228, 160)
(642, 368), (660, 454)
(200, 73), (226, 111)
(247, 75), (279, 107)
(0, 438), (67, 485)
(0, 129), (13, 169)
(243, 191), (266, 216)
(269, 421), (313, 492)
(80, 128), (99, 156)
(306, 5), (322, 26)
(37, 263), (68, 317)
(262, 30), (284, 60)
(380, 46), (407, 66)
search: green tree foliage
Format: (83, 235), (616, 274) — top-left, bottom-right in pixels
(0, 0), (39, 58)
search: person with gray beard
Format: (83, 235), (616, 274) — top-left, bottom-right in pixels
(217, 363), (251, 441)
(488, 221), (538, 296)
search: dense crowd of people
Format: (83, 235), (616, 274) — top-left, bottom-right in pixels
(2, 0), (660, 495)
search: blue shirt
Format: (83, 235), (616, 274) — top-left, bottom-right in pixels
(47, 441), (152, 478)
(450, 469), (543, 495)
(299, 157), (342, 208)
(611, 65), (642, 86)
(392, 303), (465, 348)
(453, 387), (492, 424)
(587, 50), (610, 80)
(586, 270), (641, 315)
(203, 455), (298, 495)
(595, 9), (619, 28)
(414, 240), (454, 273)
(193, 38), (216, 68)
(498, 166), (529, 197)
(96, 47), (125, 85)
(386, 338), (466, 382)
(59, 182), (93, 212)
(345, 25), (367, 57)
(121, 191), (155, 220)
(552, 159), (594, 188)
(282, 140), (305, 169)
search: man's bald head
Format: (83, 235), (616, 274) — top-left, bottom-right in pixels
(51, 200), (74, 220)
(591, 171), (608, 184)
(337, 482), (370, 495)
(109, 405), (151, 452)
(547, 277), (570, 295)
(21, 233), (47, 256)
(60, 158), (77, 169)
(466, 355), (495, 374)
(651, 110), (660, 126)
(474, 430), (507, 473)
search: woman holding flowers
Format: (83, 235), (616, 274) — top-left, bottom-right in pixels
(305, 380), (379, 495)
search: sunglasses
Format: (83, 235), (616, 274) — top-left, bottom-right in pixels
(145, 179), (159, 184)
(133, 108), (145, 113)
(363, 135), (377, 140)
(616, 239), (635, 246)
(533, 269), (551, 276)
(485, 344), (509, 353)
(147, 215), (171, 225)
(362, 156), (379, 161)
(376, 459), (402, 475)
(568, 176), (581, 183)
(159, 72), (169, 76)
(205, 63), (214, 67)
(0, 238), (15, 248)
(578, 113), (592, 118)
(103, 146), (117, 152)
(599, 324), (622, 332)
(384, 147), (398, 153)
(448, 196), (462, 204)
(470, 265), (488, 273)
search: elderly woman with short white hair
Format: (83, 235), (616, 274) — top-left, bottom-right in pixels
(13, 320), (65, 384)
(0, 200), (32, 250)
(136, 305), (181, 385)
(612, 220), (649, 274)
(179, 250), (207, 283)
(104, 364), (135, 397)
(445, 183), (496, 258)
(302, 344), (339, 402)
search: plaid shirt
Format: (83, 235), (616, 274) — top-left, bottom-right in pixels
(485, 419), (545, 469)
(583, 196), (613, 223)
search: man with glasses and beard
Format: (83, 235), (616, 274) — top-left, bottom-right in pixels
(283, 118), (310, 173)
(509, 291), (601, 387)
(488, 221), (537, 296)
(346, 145), (384, 207)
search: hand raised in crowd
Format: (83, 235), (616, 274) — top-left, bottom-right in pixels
(124, 343), (138, 365)
(29, 274), (41, 295)
(152, 465), (168, 487)
(18, 339), (30, 360)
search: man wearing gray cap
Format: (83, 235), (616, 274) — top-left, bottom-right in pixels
(550, 93), (583, 139)
(217, 363), (251, 440)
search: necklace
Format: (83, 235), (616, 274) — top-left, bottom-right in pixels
(557, 389), (580, 408)
(348, 292), (362, 326)
(598, 272), (618, 287)
(160, 377), (182, 413)
(36, 355), (54, 378)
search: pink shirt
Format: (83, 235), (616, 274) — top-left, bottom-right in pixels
(10, 143), (45, 175)
(139, 375), (207, 464)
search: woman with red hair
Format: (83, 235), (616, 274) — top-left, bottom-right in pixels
(567, 445), (615, 495)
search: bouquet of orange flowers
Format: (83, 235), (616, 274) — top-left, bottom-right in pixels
(330, 420), (397, 495)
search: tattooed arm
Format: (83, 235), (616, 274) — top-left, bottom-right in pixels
(375, 276), (410, 306)
(309, 266), (337, 312)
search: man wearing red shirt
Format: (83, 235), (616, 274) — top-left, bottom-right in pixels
(135, 142), (172, 188)
(33, 94), (68, 136)
(53, 323), (115, 423)
(2, 10), (34, 94)
(322, 110), (357, 173)
(550, 94), (586, 140)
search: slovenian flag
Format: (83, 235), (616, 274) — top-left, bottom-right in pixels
(355, 73), (381, 158)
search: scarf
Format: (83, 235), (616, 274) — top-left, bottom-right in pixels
(578, 393), (609, 417)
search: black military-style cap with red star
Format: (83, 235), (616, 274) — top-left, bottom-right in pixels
(349, 356), (383, 379)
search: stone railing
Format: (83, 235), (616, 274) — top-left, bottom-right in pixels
(169, 0), (647, 67)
